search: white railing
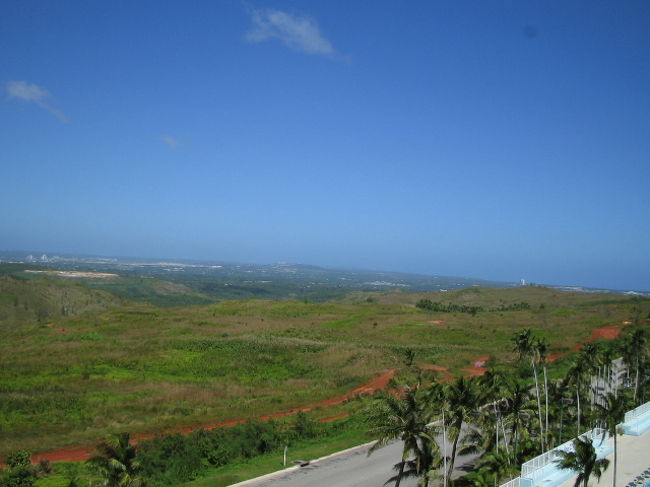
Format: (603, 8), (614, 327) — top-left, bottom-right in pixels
(521, 428), (608, 478)
(587, 428), (610, 447)
(499, 476), (520, 487)
(521, 450), (560, 477)
(624, 401), (650, 423)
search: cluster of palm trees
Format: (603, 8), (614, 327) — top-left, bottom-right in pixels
(365, 326), (649, 487)
(365, 372), (539, 487)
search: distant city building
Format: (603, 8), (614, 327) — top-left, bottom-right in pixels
(26, 254), (34, 262)
(520, 278), (526, 286)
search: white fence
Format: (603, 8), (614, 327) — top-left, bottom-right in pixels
(521, 428), (608, 478)
(499, 477), (521, 487)
(624, 401), (650, 423)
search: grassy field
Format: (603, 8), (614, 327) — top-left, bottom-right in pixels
(1, 273), (647, 456)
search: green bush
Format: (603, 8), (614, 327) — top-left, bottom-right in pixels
(136, 414), (339, 485)
(1, 451), (36, 487)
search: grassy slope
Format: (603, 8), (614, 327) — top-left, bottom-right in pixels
(80, 275), (217, 307)
(0, 274), (124, 325)
(1, 279), (646, 456)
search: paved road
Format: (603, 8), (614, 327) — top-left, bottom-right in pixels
(237, 437), (479, 487)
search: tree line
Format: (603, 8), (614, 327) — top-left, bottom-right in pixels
(415, 299), (531, 315)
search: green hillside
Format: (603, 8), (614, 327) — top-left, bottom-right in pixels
(0, 277), (647, 456)
(0, 274), (124, 325)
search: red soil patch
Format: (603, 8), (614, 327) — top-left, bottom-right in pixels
(15, 370), (396, 465)
(548, 321), (631, 362)
(547, 351), (568, 362)
(420, 364), (453, 382)
(462, 366), (487, 377)
(334, 369), (396, 402)
(420, 364), (448, 372)
(592, 323), (628, 340)
(460, 355), (489, 377)
(320, 413), (350, 423)
(32, 445), (94, 464)
(473, 356), (489, 367)
(429, 320), (445, 325)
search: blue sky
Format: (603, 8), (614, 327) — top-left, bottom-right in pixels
(2, 1), (649, 290)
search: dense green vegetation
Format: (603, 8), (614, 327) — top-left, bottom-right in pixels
(416, 298), (484, 314)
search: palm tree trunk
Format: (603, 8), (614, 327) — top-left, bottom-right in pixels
(501, 417), (510, 455)
(532, 359), (544, 451)
(543, 365), (549, 444)
(512, 417), (520, 463)
(442, 409), (447, 487)
(576, 387), (581, 436)
(493, 403), (499, 451)
(446, 420), (463, 482)
(634, 357), (639, 403)
(395, 460), (405, 487)
(613, 433), (617, 487)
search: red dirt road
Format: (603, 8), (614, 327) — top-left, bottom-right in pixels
(24, 370), (396, 464)
(32, 445), (95, 464)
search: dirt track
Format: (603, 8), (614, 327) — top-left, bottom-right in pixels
(21, 321), (631, 464)
(26, 370), (397, 464)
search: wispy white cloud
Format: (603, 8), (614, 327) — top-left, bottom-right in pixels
(160, 135), (181, 148)
(6, 80), (69, 123)
(7, 80), (49, 101)
(245, 8), (335, 56)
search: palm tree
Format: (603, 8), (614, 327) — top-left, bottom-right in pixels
(365, 388), (437, 487)
(459, 469), (495, 487)
(87, 433), (145, 487)
(499, 381), (536, 463)
(565, 358), (588, 436)
(555, 436), (609, 487)
(512, 329), (544, 452)
(442, 376), (482, 483)
(580, 343), (604, 416)
(622, 329), (647, 403)
(595, 393), (627, 487)
(535, 338), (550, 448)
(478, 368), (511, 453)
(598, 345), (618, 400)
(385, 437), (441, 487)
(475, 448), (520, 485)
